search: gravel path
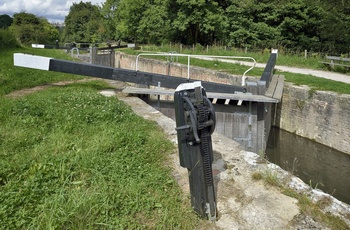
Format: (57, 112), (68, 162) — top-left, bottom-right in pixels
(196, 57), (350, 84)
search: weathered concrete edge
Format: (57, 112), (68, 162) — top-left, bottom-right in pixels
(116, 92), (350, 228)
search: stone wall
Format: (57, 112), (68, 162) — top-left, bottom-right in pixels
(114, 52), (244, 86)
(275, 83), (350, 155)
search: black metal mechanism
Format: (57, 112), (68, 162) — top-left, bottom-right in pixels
(174, 81), (217, 221)
(260, 49), (278, 88)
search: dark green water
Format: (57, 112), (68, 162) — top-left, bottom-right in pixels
(266, 127), (350, 204)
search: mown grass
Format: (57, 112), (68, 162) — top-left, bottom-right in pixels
(0, 47), (84, 96)
(0, 48), (200, 229)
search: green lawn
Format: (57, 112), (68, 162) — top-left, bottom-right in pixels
(0, 48), (200, 229)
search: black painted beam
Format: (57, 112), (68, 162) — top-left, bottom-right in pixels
(260, 51), (277, 88)
(14, 53), (245, 94)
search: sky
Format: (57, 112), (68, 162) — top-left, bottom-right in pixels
(0, 0), (105, 23)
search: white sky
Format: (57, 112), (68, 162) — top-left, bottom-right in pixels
(0, 0), (106, 23)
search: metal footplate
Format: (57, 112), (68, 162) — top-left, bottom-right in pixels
(174, 81), (217, 221)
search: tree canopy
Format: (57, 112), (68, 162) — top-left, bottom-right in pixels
(0, 14), (13, 29)
(62, 1), (104, 43)
(9, 12), (59, 46)
(97, 0), (350, 53)
(2, 0), (350, 53)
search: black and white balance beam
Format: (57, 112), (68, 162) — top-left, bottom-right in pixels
(13, 53), (245, 94)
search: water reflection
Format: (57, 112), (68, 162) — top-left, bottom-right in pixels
(266, 127), (350, 204)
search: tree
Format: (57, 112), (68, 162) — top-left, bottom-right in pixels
(170, 0), (226, 45)
(62, 1), (103, 43)
(0, 14), (13, 29)
(113, 0), (148, 43)
(101, 0), (121, 40)
(97, 0), (350, 53)
(10, 12), (59, 46)
(137, 0), (172, 44)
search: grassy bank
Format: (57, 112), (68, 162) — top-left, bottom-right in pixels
(0, 47), (84, 96)
(0, 48), (200, 229)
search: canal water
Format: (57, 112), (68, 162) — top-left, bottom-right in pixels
(266, 127), (350, 204)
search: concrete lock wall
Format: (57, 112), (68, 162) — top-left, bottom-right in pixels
(275, 83), (350, 155)
(115, 52), (244, 85)
(114, 52), (350, 155)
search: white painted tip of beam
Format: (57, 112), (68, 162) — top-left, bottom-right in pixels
(237, 100), (243, 106)
(14, 53), (51, 71)
(224, 99), (230, 105)
(31, 44), (45, 48)
(175, 81), (202, 92)
(212, 98), (218, 104)
(99, 89), (116, 97)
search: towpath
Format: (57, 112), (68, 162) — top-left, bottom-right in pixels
(196, 57), (350, 84)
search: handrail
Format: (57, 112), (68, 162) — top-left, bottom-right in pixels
(136, 53), (256, 86)
(70, 47), (80, 57)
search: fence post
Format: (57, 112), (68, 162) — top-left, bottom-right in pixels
(304, 50), (307, 59)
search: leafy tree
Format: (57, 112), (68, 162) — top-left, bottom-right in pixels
(137, 0), (172, 44)
(98, 0), (350, 53)
(0, 14), (13, 29)
(316, 2), (350, 53)
(113, 0), (148, 43)
(101, 0), (121, 40)
(13, 12), (40, 25)
(10, 12), (59, 46)
(62, 1), (103, 43)
(170, 0), (226, 45)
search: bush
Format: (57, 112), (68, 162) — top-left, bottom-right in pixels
(0, 28), (19, 48)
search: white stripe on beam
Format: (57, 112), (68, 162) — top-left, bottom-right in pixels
(14, 53), (51, 71)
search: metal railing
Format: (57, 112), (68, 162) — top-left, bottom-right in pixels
(136, 53), (256, 86)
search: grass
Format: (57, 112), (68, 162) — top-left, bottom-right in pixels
(0, 47), (85, 96)
(0, 48), (201, 229)
(123, 45), (350, 95)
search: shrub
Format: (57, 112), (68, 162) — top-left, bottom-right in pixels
(0, 28), (19, 48)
